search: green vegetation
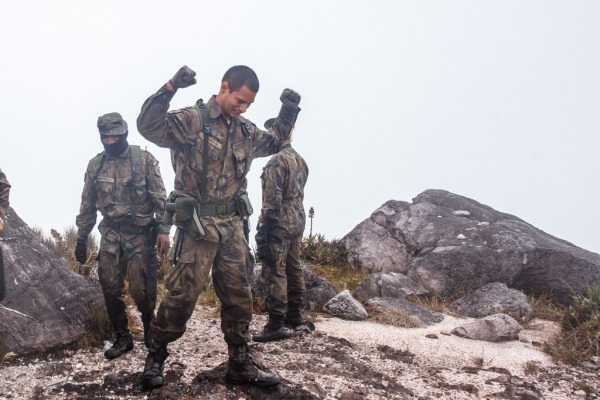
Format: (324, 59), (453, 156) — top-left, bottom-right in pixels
(301, 233), (349, 267)
(32, 225), (98, 274)
(543, 284), (600, 365)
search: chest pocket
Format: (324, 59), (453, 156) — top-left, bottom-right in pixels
(95, 177), (115, 207)
(232, 143), (249, 178)
(185, 132), (222, 173)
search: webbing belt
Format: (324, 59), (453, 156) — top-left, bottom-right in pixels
(197, 200), (238, 217)
(104, 218), (148, 235)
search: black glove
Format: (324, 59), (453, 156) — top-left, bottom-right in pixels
(280, 88), (301, 109)
(75, 241), (87, 264)
(169, 65), (197, 89)
(255, 228), (270, 261)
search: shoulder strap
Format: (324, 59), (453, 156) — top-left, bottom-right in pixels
(195, 99), (212, 202)
(130, 145), (142, 184)
(129, 145), (143, 224)
(90, 151), (106, 182)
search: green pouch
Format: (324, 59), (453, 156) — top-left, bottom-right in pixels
(237, 193), (253, 217)
(174, 197), (205, 240)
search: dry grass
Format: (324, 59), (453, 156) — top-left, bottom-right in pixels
(527, 293), (565, 322)
(408, 294), (455, 314)
(543, 284), (600, 366)
(77, 304), (112, 349)
(523, 361), (540, 375)
(365, 304), (422, 328)
(310, 263), (369, 293)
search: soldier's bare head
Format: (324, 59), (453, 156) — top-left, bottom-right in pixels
(222, 66), (259, 93)
(217, 66), (259, 119)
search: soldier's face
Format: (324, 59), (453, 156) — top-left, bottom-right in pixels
(101, 135), (119, 144)
(217, 82), (256, 119)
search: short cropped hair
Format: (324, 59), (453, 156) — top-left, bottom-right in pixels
(222, 65), (259, 93)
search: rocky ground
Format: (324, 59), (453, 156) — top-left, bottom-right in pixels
(0, 306), (599, 400)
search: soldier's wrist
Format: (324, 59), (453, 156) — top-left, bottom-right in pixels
(155, 84), (177, 104)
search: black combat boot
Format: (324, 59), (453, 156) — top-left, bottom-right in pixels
(284, 307), (315, 331)
(104, 328), (134, 359)
(142, 340), (168, 389)
(141, 313), (154, 349)
(252, 314), (288, 342)
(225, 344), (280, 387)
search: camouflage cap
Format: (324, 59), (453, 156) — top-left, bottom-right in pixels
(264, 118), (276, 130)
(97, 112), (128, 136)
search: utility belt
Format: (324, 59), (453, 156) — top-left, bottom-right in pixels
(167, 194), (253, 240)
(103, 218), (154, 235)
(197, 200), (239, 217)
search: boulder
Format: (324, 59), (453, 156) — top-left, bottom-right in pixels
(366, 297), (444, 326)
(451, 314), (521, 342)
(450, 282), (534, 322)
(353, 272), (428, 303)
(323, 290), (368, 321)
(251, 262), (337, 310)
(342, 189), (600, 304)
(0, 208), (104, 354)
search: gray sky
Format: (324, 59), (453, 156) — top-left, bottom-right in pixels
(1, 1), (599, 254)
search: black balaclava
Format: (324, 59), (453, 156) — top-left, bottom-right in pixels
(102, 132), (129, 156)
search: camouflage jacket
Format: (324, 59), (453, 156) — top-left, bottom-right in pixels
(137, 86), (297, 243)
(0, 168), (11, 216)
(259, 144), (309, 239)
(76, 146), (170, 242)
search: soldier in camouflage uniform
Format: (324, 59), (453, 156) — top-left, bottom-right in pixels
(253, 120), (311, 342)
(136, 65), (301, 389)
(0, 168), (10, 233)
(75, 113), (171, 360)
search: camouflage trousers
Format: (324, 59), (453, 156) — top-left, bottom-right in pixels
(151, 222), (254, 345)
(259, 234), (305, 317)
(98, 228), (156, 331)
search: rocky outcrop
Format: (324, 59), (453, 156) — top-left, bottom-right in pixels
(366, 297), (444, 326)
(251, 262), (337, 310)
(353, 272), (428, 304)
(0, 208), (104, 354)
(323, 290), (368, 321)
(342, 189), (600, 304)
(451, 314), (521, 342)
(450, 282), (534, 322)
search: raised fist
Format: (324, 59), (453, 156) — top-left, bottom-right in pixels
(280, 88), (301, 109)
(169, 65), (197, 89)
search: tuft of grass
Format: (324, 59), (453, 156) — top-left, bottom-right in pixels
(527, 293), (565, 322)
(408, 294), (453, 314)
(470, 356), (484, 368)
(78, 304), (112, 348)
(523, 361), (540, 375)
(309, 263), (369, 293)
(301, 234), (350, 267)
(469, 350), (494, 368)
(365, 304), (422, 328)
(543, 284), (600, 366)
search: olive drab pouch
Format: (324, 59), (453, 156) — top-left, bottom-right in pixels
(174, 197), (205, 240)
(236, 193), (253, 217)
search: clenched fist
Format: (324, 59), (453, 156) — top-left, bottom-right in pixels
(169, 65), (197, 90)
(280, 88), (301, 109)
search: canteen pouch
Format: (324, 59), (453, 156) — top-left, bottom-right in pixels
(236, 193), (253, 217)
(174, 196), (205, 240)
